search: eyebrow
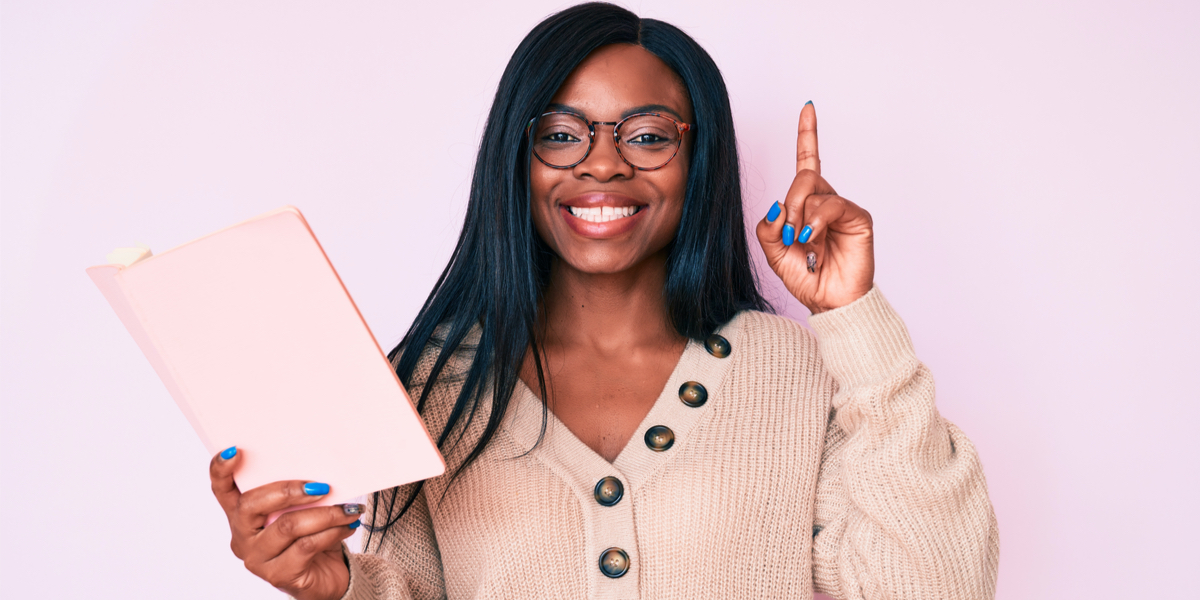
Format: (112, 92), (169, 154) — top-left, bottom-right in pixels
(545, 103), (687, 122)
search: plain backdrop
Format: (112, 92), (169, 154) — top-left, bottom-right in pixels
(2, 1), (1197, 598)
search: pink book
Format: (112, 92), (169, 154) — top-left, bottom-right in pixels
(87, 206), (445, 513)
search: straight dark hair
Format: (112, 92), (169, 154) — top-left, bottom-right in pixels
(366, 2), (769, 547)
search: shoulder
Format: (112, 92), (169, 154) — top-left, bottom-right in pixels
(716, 310), (834, 413)
(400, 322), (481, 391)
(392, 322), (483, 439)
(724, 310), (820, 361)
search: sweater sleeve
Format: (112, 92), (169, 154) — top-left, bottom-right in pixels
(338, 485), (446, 600)
(806, 286), (999, 600)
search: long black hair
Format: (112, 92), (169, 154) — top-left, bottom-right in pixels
(367, 2), (770, 545)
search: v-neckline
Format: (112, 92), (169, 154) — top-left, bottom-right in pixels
(515, 337), (695, 465)
(501, 312), (745, 488)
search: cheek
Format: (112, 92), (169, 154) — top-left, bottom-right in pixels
(663, 163), (689, 215)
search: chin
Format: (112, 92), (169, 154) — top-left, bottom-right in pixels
(556, 242), (670, 276)
(564, 257), (636, 275)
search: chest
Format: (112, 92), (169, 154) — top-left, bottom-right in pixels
(532, 342), (685, 463)
(428, 327), (831, 600)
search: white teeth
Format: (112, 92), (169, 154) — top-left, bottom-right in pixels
(567, 205), (639, 222)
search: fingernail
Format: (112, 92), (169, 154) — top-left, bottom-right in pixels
(220, 446), (237, 460)
(766, 202), (781, 223)
(798, 225), (813, 244)
(304, 482), (330, 496)
(782, 224), (795, 246)
(348, 520), (361, 530)
(805, 100), (813, 106)
(340, 503), (365, 516)
(807, 252), (817, 272)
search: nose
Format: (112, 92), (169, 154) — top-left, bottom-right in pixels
(573, 124), (634, 181)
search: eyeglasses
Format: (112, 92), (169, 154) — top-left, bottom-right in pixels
(527, 111), (694, 171)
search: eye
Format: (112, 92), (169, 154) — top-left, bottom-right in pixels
(626, 133), (668, 145)
(541, 131), (582, 144)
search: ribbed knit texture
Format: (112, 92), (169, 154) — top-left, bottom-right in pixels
(340, 286), (998, 600)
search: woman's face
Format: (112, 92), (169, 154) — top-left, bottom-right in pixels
(529, 44), (694, 275)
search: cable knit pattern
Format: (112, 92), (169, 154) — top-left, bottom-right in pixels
(338, 286), (998, 600)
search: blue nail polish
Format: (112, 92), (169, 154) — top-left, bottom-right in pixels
(782, 224), (795, 246)
(220, 446), (237, 460)
(805, 100), (813, 106)
(766, 202), (781, 223)
(348, 520), (361, 530)
(799, 225), (813, 244)
(304, 482), (330, 496)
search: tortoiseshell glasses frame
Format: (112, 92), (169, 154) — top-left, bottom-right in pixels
(526, 111), (696, 171)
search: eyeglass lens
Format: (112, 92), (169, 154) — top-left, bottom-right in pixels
(531, 113), (682, 169)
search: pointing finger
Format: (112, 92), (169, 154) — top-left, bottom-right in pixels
(796, 101), (820, 176)
(781, 169), (836, 237)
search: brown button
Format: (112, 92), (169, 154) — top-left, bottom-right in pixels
(705, 334), (731, 358)
(644, 425), (675, 451)
(594, 476), (624, 506)
(678, 381), (708, 407)
(599, 547), (629, 578)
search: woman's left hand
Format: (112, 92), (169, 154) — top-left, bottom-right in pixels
(756, 102), (875, 314)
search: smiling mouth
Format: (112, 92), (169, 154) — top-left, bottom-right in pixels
(564, 205), (643, 223)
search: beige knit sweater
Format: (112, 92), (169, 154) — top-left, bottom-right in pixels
(342, 286), (999, 600)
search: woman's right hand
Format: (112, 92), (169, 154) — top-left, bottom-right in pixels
(209, 447), (363, 600)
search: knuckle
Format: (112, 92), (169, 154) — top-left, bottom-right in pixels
(294, 535), (318, 555)
(286, 482), (306, 500)
(275, 515), (299, 539)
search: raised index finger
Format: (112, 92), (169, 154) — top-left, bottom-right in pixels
(796, 101), (820, 176)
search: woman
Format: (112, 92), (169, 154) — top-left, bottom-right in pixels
(208, 3), (998, 599)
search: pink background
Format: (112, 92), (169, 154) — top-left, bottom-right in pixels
(2, 1), (1197, 597)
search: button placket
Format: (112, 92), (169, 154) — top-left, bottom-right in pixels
(501, 314), (745, 599)
(615, 320), (740, 483)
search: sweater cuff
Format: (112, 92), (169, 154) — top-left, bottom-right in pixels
(806, 285), (918, 391)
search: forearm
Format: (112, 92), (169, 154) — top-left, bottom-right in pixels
(809, 287), (999, 599)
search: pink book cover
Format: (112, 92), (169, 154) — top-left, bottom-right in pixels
(87, 206), (445, 512)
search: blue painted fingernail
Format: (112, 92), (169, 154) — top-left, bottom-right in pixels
(304, 482), (330, 496)
(220, 446), (237, 460)
(799, 225), (813, 244)
(782, 224), (795, 246)
(766, 202), (781, 223)
(805, 100), (813, 106)
(348, 520), (361, 530)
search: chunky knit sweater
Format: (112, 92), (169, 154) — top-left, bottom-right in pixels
(341, 286), (999, 600)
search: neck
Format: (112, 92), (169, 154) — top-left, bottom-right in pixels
(539, 252), (683, 353)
